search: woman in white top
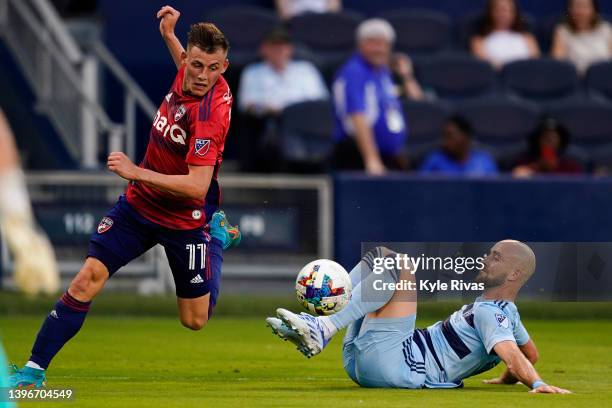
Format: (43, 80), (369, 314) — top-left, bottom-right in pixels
(551, 0), (612, 74)
(275, 0), (341, 21)
(471, 0), (540, 68)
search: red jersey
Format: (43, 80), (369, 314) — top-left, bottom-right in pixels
(126, 65), (232, 230)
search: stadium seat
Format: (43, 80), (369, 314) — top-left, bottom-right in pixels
(206, 7), (280, 67)
(288, 11), (363, 52)
(415, 53), (496, 100)
(456, 97), (540, 160)
(547, 98), (612, 168)
(279, 100), (335, 172)
(585, 61), (612, 101)
(378, 9), (451, 56)
(501, 58), (580, 102)
(401, 99), (450, 166)
(288, 11), (363, 83)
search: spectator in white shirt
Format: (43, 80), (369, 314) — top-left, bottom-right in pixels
(237, 27), (329, 171)
(471, 0), (540, 68)
(551, 0), (612, 74)
(275, 0), (341, 21)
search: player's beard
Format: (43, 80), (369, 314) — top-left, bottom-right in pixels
(473, 268), (506, 289)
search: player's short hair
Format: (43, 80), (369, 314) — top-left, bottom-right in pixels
(187, 23), (230, 54)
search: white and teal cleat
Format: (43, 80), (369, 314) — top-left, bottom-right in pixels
(265, 317), (312, 357)
(274, 308), (329, 358)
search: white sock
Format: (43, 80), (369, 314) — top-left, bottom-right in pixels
(25, 361), (44, 371)
(319, 316), (338, 340)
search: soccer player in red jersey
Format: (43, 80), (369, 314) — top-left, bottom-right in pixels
(9, 6), (235, 387)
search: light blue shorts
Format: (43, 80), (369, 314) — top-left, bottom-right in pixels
(342, 314), (426, 388)
(1, 343), (16, 408)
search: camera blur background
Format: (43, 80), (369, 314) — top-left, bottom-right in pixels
(1, 0), (612, 303)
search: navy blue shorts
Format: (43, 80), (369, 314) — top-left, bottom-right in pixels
(87, 196), (223, 309)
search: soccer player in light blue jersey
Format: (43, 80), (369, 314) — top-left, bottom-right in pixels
(267, 240), (571, 394)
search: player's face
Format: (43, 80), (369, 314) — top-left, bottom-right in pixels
(475, 243), (511, 288)
(182, 46), (229, 98)
(359, 37), (392, 68)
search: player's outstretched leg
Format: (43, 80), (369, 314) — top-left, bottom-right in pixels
(269, 247), (405, 358)
(9, 258), (109, 388)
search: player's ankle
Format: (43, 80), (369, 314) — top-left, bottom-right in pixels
(319, 316), (338, 340)
(25, 361), (45, 371)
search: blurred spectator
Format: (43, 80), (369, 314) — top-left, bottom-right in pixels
(471, 0), (540, 68)
(551, 0), (612, 74)
(275, 0), (341, 21)
(237, 27), (328, 171)
(513, 117), (584, 177)
(420, 116), (498, 176)
(391, 52), (425, 100)
(332, 19), (424, 175)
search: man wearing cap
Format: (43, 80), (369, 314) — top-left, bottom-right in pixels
(238, 27), (328, 171)
(332, 18), (422, 174)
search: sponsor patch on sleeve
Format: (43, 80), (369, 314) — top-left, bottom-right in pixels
(194, 138), (211, 157)
(495, 313), (509, 329)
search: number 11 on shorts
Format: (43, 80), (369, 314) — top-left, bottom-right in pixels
(186, 243), (206, 270)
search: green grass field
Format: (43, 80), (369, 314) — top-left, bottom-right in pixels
(1, 297), (611, 407)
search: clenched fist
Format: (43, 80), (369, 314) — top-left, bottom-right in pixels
(107, 151), (140, 181)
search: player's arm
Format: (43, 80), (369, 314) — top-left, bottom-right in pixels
(493, 340), (570, 394)
(107, 152), (212, 200)
(485, 339), (539, 384)
(157, 5), (185, 70)
(349, 113), (386, 175)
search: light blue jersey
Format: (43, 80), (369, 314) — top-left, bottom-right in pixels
(417, 297), (530, 387)
(342, 297), (529, 389)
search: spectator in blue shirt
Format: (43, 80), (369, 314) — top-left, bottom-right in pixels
(420, 116), (498, 176)
(332, 18), (423, 175)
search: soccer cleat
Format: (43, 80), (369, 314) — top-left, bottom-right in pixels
(209, 210), (241, 250)
(265, 317), (314, 356)
(8, 364), (47, 388)
(275, 308), (330, 358)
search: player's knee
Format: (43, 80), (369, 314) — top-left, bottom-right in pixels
(180, 315), (208, 331)
(69, 264), (107, 300)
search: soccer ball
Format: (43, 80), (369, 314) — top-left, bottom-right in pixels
(295, 259), (352, 315)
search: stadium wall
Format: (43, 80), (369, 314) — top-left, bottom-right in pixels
(333, 174), (612, 299)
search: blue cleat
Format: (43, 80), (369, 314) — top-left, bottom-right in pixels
(209, 210), (241, 250)
(8, 364), (46, 388)
(274, 309), (330, 358)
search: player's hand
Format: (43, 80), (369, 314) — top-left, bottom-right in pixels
(529, 384), (572, 394)
(483, 377), (518, 385)
(157, 5), (180, 38)
(107, 151), (140, 181)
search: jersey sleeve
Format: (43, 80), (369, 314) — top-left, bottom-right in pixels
(336, 68), (367, 115)
(473, 304), (517, 354)
(186, 95), (229, 167)
(513, 316), (530, 346)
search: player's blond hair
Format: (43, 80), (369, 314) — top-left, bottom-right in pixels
(187, 22), (229, 54)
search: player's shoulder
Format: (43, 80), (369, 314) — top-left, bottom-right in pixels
(473, 299), (518, 319)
